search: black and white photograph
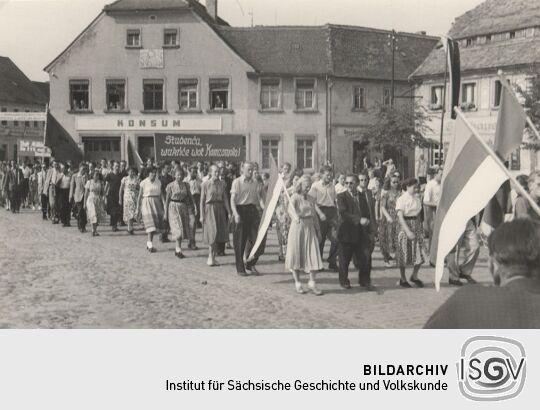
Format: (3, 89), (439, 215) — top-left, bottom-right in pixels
(1, 0), (540, 330)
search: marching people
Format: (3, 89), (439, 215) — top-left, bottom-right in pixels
(231, 162), (265, 276)
(2, 161), (23, 213)
(57, 163), (72, 227)
(355, 173), (377, 289)
(37, 162), (48, 219)
(336, 174), (376, 291)
(119, 166), (140, 235)
(28, 166), (39, 210)
(136, 166), (164, 253)
(84, 170), (106, 237)
(200, 164), (232, 267)
(379, 175), (400, 267)
(21, 162), (32, 208)
(104, 161), (123, 232)
(275, 163), (293, 262)
(70, 163), (88, 232)
(44, 160), (61, 224)
(395, 178), (425, 288)
(185, 165), (202, 237)
(309, 165), (339, 271)
(159, 163), (174, 243)
(286, 175), (325, 295)
(423, 167), (442, 251)
(164, 168), (197, 259)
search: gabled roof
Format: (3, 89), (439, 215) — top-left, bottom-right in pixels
(104, 0), (190, 12)
(449, 0), (540, 39)
(32, 81), (50, 101)
(217, 25), (438, 80)
(0, 56), (48, 105)
(411, 37), (540, 79)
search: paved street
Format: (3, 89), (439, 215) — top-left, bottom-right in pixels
(0, 209), (493, 329)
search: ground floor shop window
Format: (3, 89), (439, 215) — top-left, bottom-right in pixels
(83, 137), (121, 163)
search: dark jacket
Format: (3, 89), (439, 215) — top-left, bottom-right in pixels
(337, 190), (376, 243)
(2, 168), (23, 192)
(424, 278), (540, 329)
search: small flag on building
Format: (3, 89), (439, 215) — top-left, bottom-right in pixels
(481, 79), (527, 236)
(430, 109), (509, 290)
(441, 36), (461, 119)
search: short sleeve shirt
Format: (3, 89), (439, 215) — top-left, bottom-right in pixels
(423, 179), (441, 206)
(140, 178), (162, 198)
(396, 192), (422, 217)
(231, 175), (260, 205)
(308, 180), (336, 207)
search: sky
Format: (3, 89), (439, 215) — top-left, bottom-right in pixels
(0, 0), (485, 81)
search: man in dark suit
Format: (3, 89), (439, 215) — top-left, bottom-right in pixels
(2, 161), (24, 213)
(425, 220), (540, 329)
(336, 174), (377, 291)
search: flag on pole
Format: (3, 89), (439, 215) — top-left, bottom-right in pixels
(247, 156), (284, 261)
(481, 79), (527, 235)
(430, 110), (509, 290)
(441, 36), (461, 119)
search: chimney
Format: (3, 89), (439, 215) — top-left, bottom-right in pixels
(207, 0), (218, 21)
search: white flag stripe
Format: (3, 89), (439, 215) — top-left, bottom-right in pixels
(247, 176), (284, 261)
(435, 156), (508, 290)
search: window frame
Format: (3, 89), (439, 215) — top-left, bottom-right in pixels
(294, 78), (317, 111)
(259, 77), (283, 111)
(352, 86), (366, 111)
(69, 79), (92, 112)
(163, 28), (179, 48)
(429, 85), (444, 110)
(126, 28), (142, 49)
(383, 87), (391, 106)
(142, 79), (166, 113)
(461, 82), (478, 110)
(1, 107), (7, 126)
(13, 108), (19, 126)
(260, 135), (281, 170)
(178, 78), (200, 112)
(208, 77), (232, 111)
(510, 148), (521, 171)
(105, 78), (128, 112)
(295, 135), (316, 171)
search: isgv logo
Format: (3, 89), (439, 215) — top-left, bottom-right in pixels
(457, 336), (526, 401)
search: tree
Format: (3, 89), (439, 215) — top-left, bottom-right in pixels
(517, 69), (540, 151)
(367, 100), (433, 175)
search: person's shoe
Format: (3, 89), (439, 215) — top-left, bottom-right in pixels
(175, 251), (185, 259)
(247, 265), (260, 276)
(460, 275), (477, 284)
(449, 278), (463, 287)
(410, 278), (424, 288)
(160, 237), (170, 243)
(188, 244), (199, 251)
(384, 261), (393, 268)
(278, 255), (285, 262)
(237, 271), (248, 277)
(295, 282), (305, 294)
(399, 280), (412, 288)
(226, 242), (232, 249)
(308, 281), (323, 296)
(147, 246), (157, 253)
(340, 282), (352, 290)
(361, 284), (377, 292)
(81, 228), (87, 233)
(217, 251), (226, 256)
(127, 230), (134, 235)
(42, 215), (47, 220)
(207, 260), (220, 267)
(328, 263), (339, 271)
(119, 221), (126, 227)
(112, 226), (119, 232)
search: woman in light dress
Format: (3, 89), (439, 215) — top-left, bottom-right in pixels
(285, 175), (326, 296)
(119, 166), (140, 235)
(200, 165), (232, 266)
(396, 178), (425, 288)
(164, 168), (197, 259)
(379, 175), (401, 267)
(135, 166), (164, 253)
(84, 170), (107, 237)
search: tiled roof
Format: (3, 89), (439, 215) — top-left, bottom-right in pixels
(411, 35), (540, 79)
(217, 25), (438, 79)
(449, 0), (540, 39)
(0, 56), (48, 106)
(32, 81), (50, 102)
(104, 0), (190, 12)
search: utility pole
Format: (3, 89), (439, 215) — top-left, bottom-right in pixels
(388, 29), (398, 106)
(248, 10), (254, 27)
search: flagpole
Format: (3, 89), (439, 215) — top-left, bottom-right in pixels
(438, 41), (449, 165)
(455, 107), (540, 217)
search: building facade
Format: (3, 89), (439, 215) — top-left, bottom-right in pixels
(411, 0), (540, 174)
(45, 0), (437, 174)
(0, 56), (48, 162)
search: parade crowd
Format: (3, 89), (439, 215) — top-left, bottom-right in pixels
(2, 155), (540, 297)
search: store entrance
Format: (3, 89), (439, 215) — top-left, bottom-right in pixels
(82, 137), (121, 163)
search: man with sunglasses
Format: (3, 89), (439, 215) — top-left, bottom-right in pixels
(336, 174), (377, 291)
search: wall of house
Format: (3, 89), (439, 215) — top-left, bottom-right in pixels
(47, 9), (253, 162)
(414, 70), (538, 174)
(0, 101), (47, 161)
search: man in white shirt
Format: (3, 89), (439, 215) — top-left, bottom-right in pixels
(416, 154), (428, 185)
(309, 166), (339, 270)
(423, 167), (442, 248)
